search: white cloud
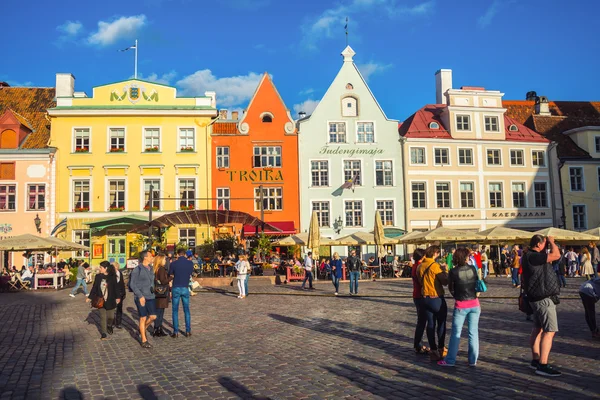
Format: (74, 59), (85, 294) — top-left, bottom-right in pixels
(293, 99), (320, 117)
(57, 21), (83, 37)
(176, 70), (263, 107)
(299, 88), (315, 96)
(357, 62), (392, 81)
(302, 0), (434, 49)
(88, 15), (147, 46)
(477, 0), (500, 28)
(136, 71), (177, 85)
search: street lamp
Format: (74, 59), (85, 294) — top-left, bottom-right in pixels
(333, 216), (343, 234)
(34, 214), (41, 234)
(560, 214), (566, 229)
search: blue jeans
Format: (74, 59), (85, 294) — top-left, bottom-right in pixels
(556, 270), (567, 287)
(482, 262), (488, 279)
(593, 263), (598, 279)
(413, 298), (427, 350)
(332, 276), (340, 293)
(349, 271), (360, 294)
(154, 307), (165, 329)
(301, 271), (313, 289)
(172, 287), (191, 333)
(70, 278), (88, 295)
(422, 297), (447, 351)
(511, 268), (520, 286)
(445, 306), (480, 365)
(244, 274), (249, 295)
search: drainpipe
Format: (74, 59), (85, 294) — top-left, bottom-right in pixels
(557, 160), (567, 229)
(547, 141), (559, 227)
(399, 136), (408, 259)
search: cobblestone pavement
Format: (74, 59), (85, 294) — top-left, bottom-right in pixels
(1, 277), (599, 400)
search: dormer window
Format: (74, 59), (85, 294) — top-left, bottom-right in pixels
(509, 124), (518, 132)
(342, 96), (357, 117)
(262, 115), (272, 123)
(429, 122), (440, 129)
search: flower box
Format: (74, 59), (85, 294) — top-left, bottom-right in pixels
(287, 267), (305, 282)
(180, 147), (194, 152)
(74, 207), (89, 212)
(109, 206), (125, 212)
(109, 148), (124, 153)
(144, 147), (160, 152)
(144, 205), (159, 211)
(180, 205), (195, 210)
(75, 147), (89, 153)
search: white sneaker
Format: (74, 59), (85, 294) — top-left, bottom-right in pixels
(334, 292), (338, 296)
(69, 294), (75, 298)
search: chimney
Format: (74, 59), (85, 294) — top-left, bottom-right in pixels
(526, 91), (538, 101)
(435, 69), (452, 105)
(55, 73), (75, 98)
(231, 111), (239, 120)
(219, 109), (228, 120)
(535, 96), (550, 116)
(298, 111), (306, 119)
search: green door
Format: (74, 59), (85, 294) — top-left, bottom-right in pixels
(107, 237), (127, 266)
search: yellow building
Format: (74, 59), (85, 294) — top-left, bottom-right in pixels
(48, 73), (217, 265)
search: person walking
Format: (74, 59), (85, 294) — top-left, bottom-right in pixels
(346, 250), (361, 295)
(590, 242), (600, 279)
(481, 245), (489, 280)
(511, 248), (521, 288)
(438, 247), (481, 367)
(411, 248), (428, 354)
(417, 245), (449, 362)
(522, 235), (561, 377)
(112, 262), (126, 329)
(566, 248), (577, 277)
(579, 277), (600, 339)
(87, 261), (122, 340)
(69, 262), (90, 298)
(235, 255), (250, 299)
(130, 250), (157, 348)
(301, 252), (314, 290)
(445, 248), (455, 271)
(170, 248), (194, 338)
(331, 252), (343, 295)
(152, 254), (170, 337)
(554, 248), (567, 288)
(581, 247), (594, 280)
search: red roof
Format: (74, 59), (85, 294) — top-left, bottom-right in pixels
(243, 221), (296, 236)
(399, 104), (547, 143)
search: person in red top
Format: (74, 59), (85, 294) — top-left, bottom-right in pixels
(411, 248), (428, 354)
(471, 245), (483, 279)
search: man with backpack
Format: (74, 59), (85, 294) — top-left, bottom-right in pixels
(130, 250), (157, 348)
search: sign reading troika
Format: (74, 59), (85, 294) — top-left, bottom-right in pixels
(225, 170), (284, 182)
(319, 146), (384, 156)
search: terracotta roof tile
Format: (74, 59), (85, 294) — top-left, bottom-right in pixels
(0, 87), (55, 149)
(212, 121), (239, 134)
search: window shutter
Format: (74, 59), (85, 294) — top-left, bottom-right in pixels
(0, 162), (15, 180)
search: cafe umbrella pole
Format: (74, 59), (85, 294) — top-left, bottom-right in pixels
(148, 184), (153, 249)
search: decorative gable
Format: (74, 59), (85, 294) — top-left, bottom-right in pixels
(0, 109), (33, 148)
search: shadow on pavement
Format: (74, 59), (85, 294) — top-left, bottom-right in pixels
(138, 383), (159, 400)
(218, 376), (272, 400)
(58, 386), (84, 400)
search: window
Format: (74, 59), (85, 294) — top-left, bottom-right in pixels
(179, 179), (195, 209)
(376, 200), (394, 226)
(143, 128), (160, 151)
(509, 124), (519, 132)
(262, 115), (272, 123)
(411, 182), (426, 208)
(573, 205), (587, 230)
(489, 182), (503, 208)
(534, 182), (548, 207)
(108, 180), (125, 210)
(570, 167), (584, 191)
(510, 149), (524, 166)
(375, 160), (393, 186)
(73, 230), (90, 257)
(532, 150), (546, 167)
(357, 122), (374, 143)
(74, 128), (90, 152)
(0, 162), (15, 180)
(179, 228), (196, 248)
(329, 122), (346, 143)
(216, 147), (230, 168)
(429, 122), (439, 129)
(27, 184), (45, 211)
(143, 180), (160, 210)
(434, 148), (450, 165)
(311, 161), (329, 187)
(487, 149), (501, 165)
(73, 180), (90, 211)
(456, 115), (470, 131)
(484, 116), (499, 132)
(344, 200), (362, 227)
(596, 137), (600, 153)
(436, 182), (451, 208)
(254, 187), (283, 211)
(179, 128), (195, 151)
(460, 182), (474, 208)
(0, 185), (16, 211)
(312, 201), (330, 227)
(217, 188), (230, 210)
(458, 148), (473, 165)
(410, 147), (426, 165)
(343, 160), (361, 186)
(512, 182), (526, 208)
(108, 128), (125, 152)
(342, 97), (357, 117)
(253, 146), (282, 168)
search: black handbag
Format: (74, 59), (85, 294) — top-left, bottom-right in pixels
(518, 292), (533, 315)
(154, 280), (169, 298)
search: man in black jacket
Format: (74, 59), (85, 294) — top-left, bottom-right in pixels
(522, 235), (561, 377)
(346, 250), (361, 295)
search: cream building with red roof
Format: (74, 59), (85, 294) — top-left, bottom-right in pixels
(399, 69), (553, 232)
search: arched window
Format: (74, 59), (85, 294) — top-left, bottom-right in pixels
(342, 96), (357, 117)
(429, 122), (440, 129)
(0, 129), (17, 149)
(509, 124), (518, 132)
(260, 112), (274, 123)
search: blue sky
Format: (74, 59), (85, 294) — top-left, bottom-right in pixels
(2, 0), (599, 120)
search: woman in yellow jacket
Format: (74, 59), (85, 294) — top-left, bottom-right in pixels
(417, 245), (449, 361)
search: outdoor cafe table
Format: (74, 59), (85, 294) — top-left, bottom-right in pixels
(34, 273), (66, 290)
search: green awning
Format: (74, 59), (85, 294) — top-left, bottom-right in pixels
(85, 214), (148, 232)
(383, 228), (407, 238)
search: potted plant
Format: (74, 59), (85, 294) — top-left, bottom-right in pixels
(180, 205), (195, 211)
(263, 263), (276, 276)
(180, 146), (194, 152)
(75, 147), (89, 153)
(74, 206), (89, 212)
(145, 146), (159, 152)
(109, 147), (124, 153)
(144, 205), (159, 211)
(109, 205), (125, 212)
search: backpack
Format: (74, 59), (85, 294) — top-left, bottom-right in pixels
(128, 265), (142, 292)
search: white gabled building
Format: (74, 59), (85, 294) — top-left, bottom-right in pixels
(297, 46), (405, 257)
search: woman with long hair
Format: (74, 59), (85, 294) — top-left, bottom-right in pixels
(331, 252), (343, 296)
(86, 261), (122, 340)
(411, 248), (428, 354)
(581, 247), (594, 280)
(236, 255), (250, 299)
(153, 254), (170, 337)
(438, 247), (481, 367)
(511, 248), (521, 288)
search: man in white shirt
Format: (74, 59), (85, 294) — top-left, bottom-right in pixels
(301, 252), (314, 290)
(21, 266), (34, 286)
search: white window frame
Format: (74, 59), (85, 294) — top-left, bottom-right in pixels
(312, 200), (331, 228)
(26, 183), (46, 211)
(534, 181), (548, 208)
(72, 127), (91, 153)
(342, 159), (362, 186)
(216, 187), (230, 210)
(106, 177), (127, 211)
(509, 149), (525, 167)
(457, 147), (474, 166)
(569, 166), (585, 192)
(178, 228), (197, 248)
(254, 186), (283, 211)
(0, 183), (17, 212)
(253, 146), (282, 168)
(455, 114), (471, 131)
(411, 181), (427, 209)
(328, 121), (347, 144)
(177, 177), (197, 210)
(486, 148), (503, 167)
(140, 177), (162, 211)
(72, 229), (90, 258)
(434, 181), (452, 209)
(107, 127), (126, 152)
(178, 127), (196, 152)
(433, 147), (451, 166)
(342, 96), (358, 117)
(531, 150), (546, 167)
(216, 146), (230, 168)
(71, 178), (92, 212)
(488, 181), (504, 208)
(310, 160), (329, 187)
(511, 181), (527, 208)
(374, 159), (394, 187)
(356, 121), (375, 143)
(409, 146), (427, 166)
(484, 115), (500, 132)
(572, 204), (587, 230)
(375, 199), (395, 226)
(344, 200), (363, 227)
(459, 181), (475, 208)
(142, 127), (162, 152)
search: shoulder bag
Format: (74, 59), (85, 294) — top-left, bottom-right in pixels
(91, 282), (106, 309)
(154, 271), (169, 299)
(474, 266), (487, 293)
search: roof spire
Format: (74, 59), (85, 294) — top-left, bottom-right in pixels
(342, 46), (355, 62)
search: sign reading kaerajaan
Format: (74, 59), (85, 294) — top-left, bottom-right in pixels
(319, 146), (384, 156)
